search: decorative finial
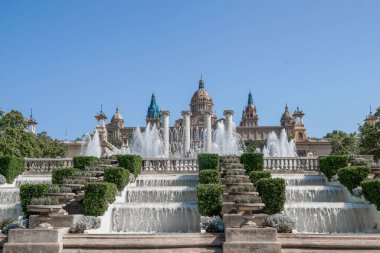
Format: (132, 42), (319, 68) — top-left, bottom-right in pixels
(248, 91), (253, 105)
(116, 105), (119, 112)
(100, 104), (103, 114)
(285, 102), (288, 110)
(370, 105), (373, 115)
(30, 108), (33, 118)
(199, 75), (205, 89)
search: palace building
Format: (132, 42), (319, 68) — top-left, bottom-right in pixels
(103, 77), (331, 157)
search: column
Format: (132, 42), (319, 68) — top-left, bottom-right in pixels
(181, 111), (192, 156)
(223, 110), (234, 139)
(160, 111), (171, 158)
(204, 111), (212, 153)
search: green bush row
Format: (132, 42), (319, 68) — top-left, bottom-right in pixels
(256, 178), (286, 215)
(198, 153), (219, 171)
(104, 167), (130, 191)
(320, 155), (348, 181)
(84, 182), (117, 216)
(20, 183), (49, 217)
(116, 155), (142, 177)
(52, 168), (79, 184)
(196, 184), (223, 216)
(199, 169), (220, 184)
(361, 179), (380, 210)
(337, 166), (370, 193)
(73, 156), (98, 170)
(240, 153), (263, 174)
(249, 171), (271, 186)
(0, 156), (24, 183)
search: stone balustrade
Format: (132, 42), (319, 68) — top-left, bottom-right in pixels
(263, 157), (319, 172)
(142, 158), (199, 173)
(23, 156), (320, 174)
(24, 158), (74, 174)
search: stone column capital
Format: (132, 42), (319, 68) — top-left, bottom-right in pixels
(181, 111), (192, 117)
(160, 111), (171, 117)
(223, 110), (234, 116)
(202, 111), (213, 116)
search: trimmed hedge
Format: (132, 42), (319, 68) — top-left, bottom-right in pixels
(52, 168), (79, 184)
(320, 155), (348, 181)
(199, 169), (220, 184)
(73, 156), (98, 170)
(0, 156), (25, 183)
(240, 153), (264, 174)
(20, 183), (49, 217)
(196, 184), (223, 216)
(84, 182), (117, 216)
(250, 171), (271, 187)
(198, 153), (219, 171)
(337, 166), (370, 193)
(104, 167), (130, 191)
(361, 179), (380, 210)
(256, 178), (286, 215)
(116, 155), (142, 177)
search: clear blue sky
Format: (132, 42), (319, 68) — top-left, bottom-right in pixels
(1, 1), (379, 140)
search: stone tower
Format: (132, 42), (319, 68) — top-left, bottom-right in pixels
(106, 106), (125, 145)
(364, 106), (377, 126)
(26, 108), (38, 134)
(292, 106), (307, 142)
(146, 93), (161, 126)
(280, 103), (294, 127)
(240, 91), (259, 127)
(95, 105), (108, 142)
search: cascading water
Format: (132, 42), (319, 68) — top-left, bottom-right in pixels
(262, 129), (297, 157)
(130, 123), (165, 158)
(0, 174), (52, 220)
(81, 129), (102, 158)
(211, 121), (244, 155)
(273, 174), (374, 233)
(92, 174), (200, 233)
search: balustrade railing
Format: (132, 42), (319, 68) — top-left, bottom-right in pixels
(142, 158), (198, 173)
(24, 158), (74, 174)
(263, 157), (319, 172)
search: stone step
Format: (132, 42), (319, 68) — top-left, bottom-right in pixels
(223, 213), (268, 228)
(223, 241), (281, 253)
(62, 233), (224, 253)
(279, 234), (380, 251)
(225, 227), (278, 242)
(222, 163), (244, 169)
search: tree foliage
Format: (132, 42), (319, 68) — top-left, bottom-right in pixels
(358, 121), (380, 160)
(0, 110), (66, 158)
(324, 130), (358, 156)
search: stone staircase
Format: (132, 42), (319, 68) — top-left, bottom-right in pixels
(220, 155), (281, 253)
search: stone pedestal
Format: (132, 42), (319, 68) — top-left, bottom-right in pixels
(223, 228), (281, 253)
(29, 214), (84, 229)
(160, 111), (171, 158)
(181, 111), (191, 156)
(4, 227), (69, 253)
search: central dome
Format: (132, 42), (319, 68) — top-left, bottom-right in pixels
(190, 77), (214, 114)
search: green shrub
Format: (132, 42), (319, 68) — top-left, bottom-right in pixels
(52, 168), (79, 184)
(20, 183), (49, 216)
(73, 156), (98, 170)
(104, 167), (130, 191)
(0, 156), (24, 183)
(84, 182), (117, 216)
(240, 153), (264, 174)
(319, 155), (348, 181)
(196, 184), (223, 216)
(250, 171), (271, 186)
(361, 179), (380, 210)
(338, 166), (370, 193)
(198, 153), (219, 171)
(116, 155), (142, 177)
(199, 169), (220, 184)
(256, 178), (286, 215)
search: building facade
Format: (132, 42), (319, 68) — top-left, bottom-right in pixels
(104, 77), (332, 156)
